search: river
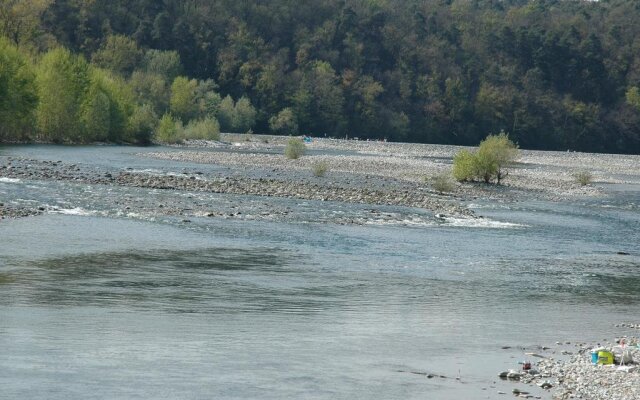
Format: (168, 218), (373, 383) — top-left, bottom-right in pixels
(1, 145), (639, 399)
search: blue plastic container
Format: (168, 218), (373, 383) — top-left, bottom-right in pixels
(591, 351), (598, 364)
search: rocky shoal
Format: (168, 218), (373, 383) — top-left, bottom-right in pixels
(169, 135), (640, 201)
(0, 156), (474, 218)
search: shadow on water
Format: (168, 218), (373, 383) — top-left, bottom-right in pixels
(503, 256), (640, 306)
(0, 273), (16, 284)
(2, 247), (365, 314)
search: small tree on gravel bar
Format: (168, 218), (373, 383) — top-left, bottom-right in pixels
(573, 170), (593, 186)
(452, 149), (478, 182)
(453, 131), (518, 184)
(429, 172), (455, 194)
(311, 161), (329, 177)
(285, 137), (306, 159)
(478, 131), (518, 184)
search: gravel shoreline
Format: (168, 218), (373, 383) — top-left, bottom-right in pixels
(500, 332), (640, 400)
(1, 136), (639, 222)
(162, 134), (640, 202)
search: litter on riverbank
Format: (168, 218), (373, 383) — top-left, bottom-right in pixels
(500, 335), (640, 400)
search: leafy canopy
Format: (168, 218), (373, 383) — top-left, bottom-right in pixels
(453, 132), (518, 184)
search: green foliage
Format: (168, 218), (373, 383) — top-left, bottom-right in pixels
(0, 38), (37, 140)
(233, 96), (256, 132)
(169, 76), (198, 122)
(143, 49), (182, 81)
(217, 95), (235, 132)
(198, 90), (222, 120)
(0, 0), (51, 46)
(477, 132), (519, 184)
(81, 84), (111, 142)
(626, 87), (640, 111)
(6, 0), (640, 152)
(181, 117), (220, 141)
(453, 132), (518, 184)
(89, 69), (137, 143)
(269, 108), (298, 135)
(194, 79), (220, 118)
(129, 71), (169, 115)
(213, 95), (256, 133)
(92, 35), (142, 76)
(128, 104), (157, 145)
(429, 172), (455, 194)
(311, 161), (329, 177)
(156, 113), (179, 143)
(293, 61), (345, 135)
(573, 170), (593, 186)
(284, 137), (306, 159)
(35, 47), (90, 142)
(452, 150), (478, 183)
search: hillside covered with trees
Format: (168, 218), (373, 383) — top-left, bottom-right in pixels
(2, 0), (640, 153)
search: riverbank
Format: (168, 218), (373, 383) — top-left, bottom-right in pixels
(1, 136), (639, 223)
(158, 134), (640, 201)
(501, 332), (640, 400)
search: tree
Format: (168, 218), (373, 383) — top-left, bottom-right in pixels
(217, 95), (235, 132)
(0, 0), (52, 46)
(477, 131), (519, 184)
(0, 38), (37, 140)
(143, 49), (182, 81)
(92, 35), (143, 76)
(626, 87), (640, 111)
(269, 108), (298, 135)
(452, 149), (478, 183)
(156, 113), (178, 143)
(169, 76), (198, 122)
(452, 132), (518, 184)
(128, 103), (157, 145)
(35, 48), (90, 142)
(233, 96), (256, 132)
(129, 71), (170, 115)
(194, 79), (220, 119)
(80, 83), (111, 142)
(4, 0), (640, 153)
(80, 68), (136, 143)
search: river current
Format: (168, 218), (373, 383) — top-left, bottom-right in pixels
(1, 146), (639, 399)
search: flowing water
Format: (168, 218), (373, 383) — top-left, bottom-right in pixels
(1, 146), (639, 399)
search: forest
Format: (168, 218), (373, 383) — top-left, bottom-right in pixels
(1, 0), (640, 153)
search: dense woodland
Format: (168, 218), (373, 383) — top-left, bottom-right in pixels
(2, 0), (640, 153)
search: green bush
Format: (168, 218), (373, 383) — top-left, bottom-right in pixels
(284, 137), (306, 159)
(452, 149), (478, 182)
(477, 131), (519, 184)
(429, 172), (455, 193)
(156, 113), (179, 143)
(181, 117), (220, 141)
(452, 131), (518, 184)
(128, 104), (158, 145)
(311, 161), (329, 177)
(573, 170), (593, 186)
